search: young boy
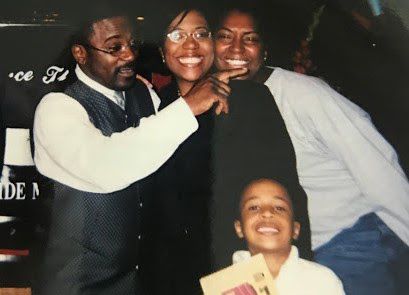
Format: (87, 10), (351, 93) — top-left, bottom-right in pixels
(234, 178), (345, 294)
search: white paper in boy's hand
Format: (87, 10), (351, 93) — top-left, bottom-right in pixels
(200, 254), (277, 295)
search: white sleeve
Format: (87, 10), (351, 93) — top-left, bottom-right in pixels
(34, 92), (198, 193)
(148, 87), (161, 112)
(304, 78), (409, 243)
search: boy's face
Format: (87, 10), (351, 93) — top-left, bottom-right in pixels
(234, 179), (300, 256)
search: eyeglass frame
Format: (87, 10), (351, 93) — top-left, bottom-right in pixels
(83, 40), (140, 57)
(166, 28), (212, 44)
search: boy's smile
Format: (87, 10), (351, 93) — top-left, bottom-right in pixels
(255, 222), (279, 235)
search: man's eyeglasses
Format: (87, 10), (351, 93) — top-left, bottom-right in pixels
(166, 29), (212, 44)
(85, 40), (139, 57)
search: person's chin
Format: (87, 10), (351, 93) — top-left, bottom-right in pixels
(252, 236), (284, 251)
(258, 244), (286, 254)
(249, 243), (281, 255)
(233, 75), (248, 80)
(226, 72), (249, 80)
(115, 77), (136, 91)
(179, 72), (203, 83)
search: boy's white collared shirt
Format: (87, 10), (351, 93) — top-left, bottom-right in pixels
(233, 246), (345, 295)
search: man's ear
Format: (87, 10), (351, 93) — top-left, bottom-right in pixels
(234, 220), (244, 238)
(72, 44), (88, 65)
(292, 221), (301, 241)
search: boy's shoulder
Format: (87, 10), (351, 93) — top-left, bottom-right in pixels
(293, 257), (345, 294)
(277, 247), (345, 294)
(297, 257), (340, 280)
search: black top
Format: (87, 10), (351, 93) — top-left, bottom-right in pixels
(211, 80), (311, 268)
(140, 80), (213, 295)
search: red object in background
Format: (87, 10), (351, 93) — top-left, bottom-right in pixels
(0, 249), (29, 256)
(152, 73), (172, 92)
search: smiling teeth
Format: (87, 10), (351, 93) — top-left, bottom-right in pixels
(179, 57), (202, 64)
(257, 227), (279, 233)
(120, 68), (133, 73)
(226, 59), (248, 66)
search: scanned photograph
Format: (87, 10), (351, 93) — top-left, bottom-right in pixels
(0, 0), (408, 294)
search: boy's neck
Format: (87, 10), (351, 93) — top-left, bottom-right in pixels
(261, 247), (292, 278)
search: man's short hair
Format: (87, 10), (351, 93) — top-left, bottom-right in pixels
(69, 4), (131, 46)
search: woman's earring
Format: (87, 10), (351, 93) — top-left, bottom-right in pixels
(263, 52), (268, 62)
(159, 48), (165, 64)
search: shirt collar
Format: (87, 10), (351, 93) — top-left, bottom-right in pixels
(75, 64), (125, 109)
(275, 246), (299, 281)
(232, 246), (300, 289)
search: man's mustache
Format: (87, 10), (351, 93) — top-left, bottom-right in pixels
(115, 62), (136, 74)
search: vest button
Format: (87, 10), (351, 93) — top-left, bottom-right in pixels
(138, 234), (142, 240)
(139, 202), (143, 208)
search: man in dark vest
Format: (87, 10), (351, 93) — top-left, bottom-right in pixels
(32, 8), (245, 295)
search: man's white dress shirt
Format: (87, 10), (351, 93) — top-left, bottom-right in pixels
(34, 65), (197, 193)
(264, 67), (409, 249)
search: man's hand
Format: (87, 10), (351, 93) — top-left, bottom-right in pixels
(183, 68), (248, 116)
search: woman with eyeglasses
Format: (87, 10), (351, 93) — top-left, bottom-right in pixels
(213, 5), (409, 295)
(139, 5), (220, 295)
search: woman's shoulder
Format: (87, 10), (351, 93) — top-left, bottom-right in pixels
(264, 67), (357, 116)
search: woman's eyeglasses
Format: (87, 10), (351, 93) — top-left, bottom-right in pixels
(166, 29), (212, 43)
